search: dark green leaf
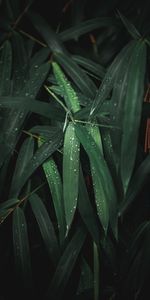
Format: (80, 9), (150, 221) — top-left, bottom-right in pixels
(117, 11), (141, 39)
(78, 168), (100, 245)
(10, 137), (34, 197)
(29, 194), (60, 265)
(120, 41), (146, 193)
(12, 128), (63, 196)
(13, 207), (32, 288)
(46, 226), (86, 299)
(54, 53), (97, 98)
(59, 17), (118, 41)
(72, 55), (106, 79)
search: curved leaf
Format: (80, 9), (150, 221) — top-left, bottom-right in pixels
(46, 226), (86, 299)
(29, 194), (60, 265)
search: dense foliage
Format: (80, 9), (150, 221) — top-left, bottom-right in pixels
(0, 1), (150, 299)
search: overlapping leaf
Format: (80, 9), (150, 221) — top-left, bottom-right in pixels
(29, 194), (60, 265)
(13, 207), (32, 288)
(120, 41), (146, 193)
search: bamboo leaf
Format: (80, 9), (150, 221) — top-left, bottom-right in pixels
(29, 194), (60, 265)
(117, 11), (141, 39)
(78, 168), (100, 245)
(54, 52), (97, 98)
(13, 207), (32, 288)
(0, 96), (65, 120)
(12, 128), (63, 197)
(120, 41), (146, 193)
(46, 226), (86, 299)
(93, 242), (99, 300)
(38, 138), (66, 246)
(89, 41), (137, 118)
(52, 62), (80, 113)
(119, 154), (150, 215)
(77, 257), (94, 294)
(63, 122), (80, 233)
(72, 55), (106, 79)
(0, 40), (12, 95)
(75, 125), (117, 237)
(28, 11), (66, 54)
(59, 17), (118, 41)
(10, 137), (34, 197)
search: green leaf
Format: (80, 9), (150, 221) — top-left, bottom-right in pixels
(110, 41), (137, 170)
(77, 257), (94, 294)
(93, 242), (99, 300)
(78, 168), (100, 245)
(72, 55), (106, 79)
(119, 154), (150, 215)
(28, 11), (66, 54)
(38, 138), (65, 246)
(10, 137), (34, 197)
(52, 62), (80, 113)
(13, 207), (32, 288)
(120, 41), (146, 193)
(75, 125), (117, 236)
(0, 96), (65, 120)
(59, 17), (118, 41)
(0, 40), (12, 95)
(12, 128), (63, 197)
(46, 226), (86, 299)
(11, 33), (29, 95)
(63, 122), (80, 233)
(117, 11), (141, 39)
(29, 194), (60, 265)
(89, 41), (137, 118)
(54, 52), (96, 98)
(30, 47), (50, 67)
(0, 198), (19, 222)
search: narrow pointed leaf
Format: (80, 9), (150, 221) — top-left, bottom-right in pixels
(89, 41), (137, 118)
(75, 125), (117, 236)
(72, 55), (106, 79)
(78, 168), (100, 245)
(0, 40), (12, 95)
(10, 137), (34, 197)
(93, 242), (99, 300)
(38, 138), (65, 245)
(12, 128), (63, 197)
(28, 11), (66, 54)
(118, 11), (141, 39)
(119, 154), (150, 215)
(0, 96), (65, 120)
(59, 17), (118, 41)
(29, 194), (60, 265)
(120, 41), (146, 192)
(52, 62), (80, 113)
(63, 122), (80, 233)
(46, 226), (86, 299)
(13, 207), (32, 288)
(54, 52), (96, 98)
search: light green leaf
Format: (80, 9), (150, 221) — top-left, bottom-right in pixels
(38, 138), (65, 246)
(63, 122), (80, 233)
(52, 62), (80, 113)
(75, 125), (117, 237)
